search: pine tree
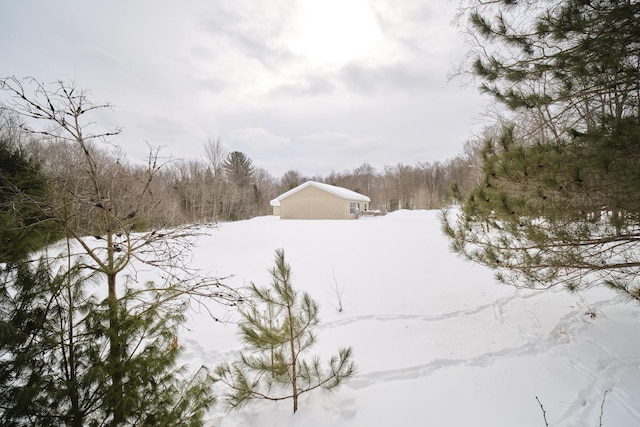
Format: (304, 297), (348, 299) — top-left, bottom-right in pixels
(215, 249), (356, 413)
(223, 151), (255, 188)
(0, 258), (216, 426)
(444, 0), (640, 297)
(222, 151), (257, 220)
(0, 114), (62, 263)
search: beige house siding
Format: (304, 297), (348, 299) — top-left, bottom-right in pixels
(280, 185), (357, 219)
(271, 181), (370, 219)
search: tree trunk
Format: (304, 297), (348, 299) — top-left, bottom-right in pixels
(106, 230), (124, 425)
(66, 236), (83, 427)
(287, 304), (298, 413)
(108, 274), (123, 425)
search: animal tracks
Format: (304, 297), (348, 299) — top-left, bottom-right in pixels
(319, 288), (638, 399)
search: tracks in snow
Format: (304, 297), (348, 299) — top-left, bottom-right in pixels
(319, 290), (635, 398)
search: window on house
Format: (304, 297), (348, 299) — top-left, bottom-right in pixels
(350, 202), (357, 214)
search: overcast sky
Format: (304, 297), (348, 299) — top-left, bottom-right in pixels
(1, 0), (486, 178)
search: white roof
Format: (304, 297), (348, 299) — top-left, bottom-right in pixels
(270, 181), (370, 206)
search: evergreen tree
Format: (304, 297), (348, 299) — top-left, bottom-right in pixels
(0, 117), (61, 263)
(222, 151), (257, 220)
(0, 259), (216, 426)
(0, 260), (61, 425)
(215, 249), (356, 413)
(444, 1), (640, 297)
(223, 151), (255, 188)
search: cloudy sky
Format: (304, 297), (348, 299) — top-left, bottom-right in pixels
(1, 0), (485, 178)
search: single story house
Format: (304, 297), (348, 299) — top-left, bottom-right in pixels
(270, 181), (371, 220)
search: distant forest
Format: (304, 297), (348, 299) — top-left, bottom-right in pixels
(1, 110), (480, 228)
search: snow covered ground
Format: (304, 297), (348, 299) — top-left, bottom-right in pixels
(176, 210), (640, 426)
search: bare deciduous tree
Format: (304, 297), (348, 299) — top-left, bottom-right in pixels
(0, 76), (241, 425)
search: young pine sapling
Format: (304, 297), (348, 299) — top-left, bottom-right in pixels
(215, 249), (356, 413)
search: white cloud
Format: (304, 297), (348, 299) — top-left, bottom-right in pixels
(0, 0), (486, 178)
(287, 0), (382, 67)
(226, 128), (293, 153)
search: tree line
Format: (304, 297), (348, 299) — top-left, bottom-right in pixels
(1, 111), (481, 230)
(168, 142), (481, 221)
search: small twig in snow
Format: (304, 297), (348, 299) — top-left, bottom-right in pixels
(599, 390), (609, 427)
(522, 306), (541, 328)
(328, 268), (345, 313)
(536, 396), (549, 427)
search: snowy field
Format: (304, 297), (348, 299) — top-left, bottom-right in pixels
(175, 210), (640, 427)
